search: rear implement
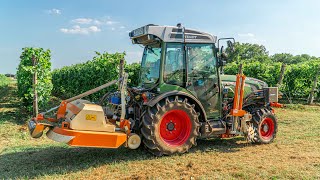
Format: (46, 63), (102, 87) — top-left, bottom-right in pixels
(28, 73), (141, 149)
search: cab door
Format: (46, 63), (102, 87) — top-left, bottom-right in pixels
(185, 44), (220, 119)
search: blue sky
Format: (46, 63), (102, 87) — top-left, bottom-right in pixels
(1, 0), (320, 74)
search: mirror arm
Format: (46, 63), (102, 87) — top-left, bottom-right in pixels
(218, 37), (236, 52)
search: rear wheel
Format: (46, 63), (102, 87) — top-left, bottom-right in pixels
(248, 108), (277, 144)
(141, 96), (200, 156)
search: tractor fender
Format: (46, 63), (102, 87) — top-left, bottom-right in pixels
(145, 90), (207, 121)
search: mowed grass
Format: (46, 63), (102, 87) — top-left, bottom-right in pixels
(0, 81), (320, 179)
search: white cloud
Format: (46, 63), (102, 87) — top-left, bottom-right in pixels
(106, 20), (118, 25)
(236, 32), (267, 44)
(63, 16), (121, 34)
(71, 18), (93, 24)
(60, 25), (101, 35)
(46, 8), (61, 15)
(238, 33), (255, 37)
(88, 26), (101, 32)
(249, 38), (267, 44)
(71, 18), (117, 26)
(93, 20), (102, 25)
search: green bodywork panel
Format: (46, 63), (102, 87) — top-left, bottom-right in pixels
(220, 74), (267, 98)
(158, 75), (267, 97)
(157, 74), (267, 118)
(159, 83), (190, 94)
(158, 82), (221, 120)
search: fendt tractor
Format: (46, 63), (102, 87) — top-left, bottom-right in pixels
(28, 24), (279, 156)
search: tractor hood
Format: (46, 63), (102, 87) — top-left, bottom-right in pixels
(221, 75), (268, 89)
(221, 74), (268, 98)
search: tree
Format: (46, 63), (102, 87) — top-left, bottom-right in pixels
(125, 62), (141, 87)
(226, 42), (271, 64)
(17, 47), (52, 112)
(271, 53), (294, 64)
(271, 53), (320, 65)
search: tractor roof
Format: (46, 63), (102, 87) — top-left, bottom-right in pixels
(129, 24), (217, 46)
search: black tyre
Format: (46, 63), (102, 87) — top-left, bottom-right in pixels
(141, 96), (200, 156)
(248, 108), (278, 144)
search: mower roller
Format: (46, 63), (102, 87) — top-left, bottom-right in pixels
(28, 24), (279, 156)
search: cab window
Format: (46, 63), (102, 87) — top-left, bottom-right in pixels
(163, 43), (185, 86)
(140, 46), (161, 86)
(187, 44), (216, 76)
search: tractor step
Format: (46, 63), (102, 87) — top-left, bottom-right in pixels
(200, 120), (226, 138)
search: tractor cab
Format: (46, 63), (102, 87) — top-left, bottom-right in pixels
(129, 24), (231, 119)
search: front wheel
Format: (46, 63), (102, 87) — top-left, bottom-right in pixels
(141, 96), (200, 156)
(247, 108), (278, 144)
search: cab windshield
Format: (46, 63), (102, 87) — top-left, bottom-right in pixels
(140, 46), (161, 86)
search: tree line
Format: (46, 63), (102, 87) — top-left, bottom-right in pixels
(16, 43), (319, 112)
(225, 43), (320, 104)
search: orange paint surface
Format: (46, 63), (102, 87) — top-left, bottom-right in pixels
(52, 127), (127, 148)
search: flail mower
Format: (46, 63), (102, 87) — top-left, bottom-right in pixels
(28, 24), (279, 156)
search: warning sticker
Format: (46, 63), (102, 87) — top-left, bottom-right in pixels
(85, 114), (97, 121)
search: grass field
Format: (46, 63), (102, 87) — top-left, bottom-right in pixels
(0, 81), (319, 179)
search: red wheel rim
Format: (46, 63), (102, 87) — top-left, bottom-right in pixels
(159, 110), (191, 146)
(260, 117), (275, 140)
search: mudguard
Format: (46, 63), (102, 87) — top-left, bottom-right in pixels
(145, 90), (207, 121)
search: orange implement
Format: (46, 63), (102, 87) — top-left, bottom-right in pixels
(28, 120), (53, 138)
(231, 73), (247, 117)
(238, 75), (246, 110)
(120, 119), (131, 134)
(231, 109), (246, 117)
(48, 127), (127, 148)
(232, 74), (240, 111)
(57, 101), (68, 120)
(33, 113), (56, 122)
(270, 102), (284, 108)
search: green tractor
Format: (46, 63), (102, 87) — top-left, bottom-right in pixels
(28, 24), (278, 156)
(127, 23), (278, 155)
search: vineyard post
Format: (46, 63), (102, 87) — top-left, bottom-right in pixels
(119, 58), (124, 90)
(307, 65), (320, 104)
(277, 63), (286, 87)
(32, 55), (38, 116)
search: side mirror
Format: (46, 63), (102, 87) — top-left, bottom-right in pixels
(220, 45), (225, 54)
(218, 38), (235, 53)
(227, 40), (235, 52)
(219, 59), (226, 67)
